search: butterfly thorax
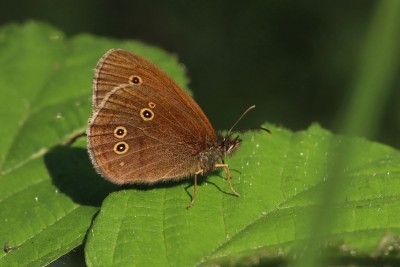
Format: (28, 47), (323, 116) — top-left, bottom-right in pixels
(195, 134), (241, 173)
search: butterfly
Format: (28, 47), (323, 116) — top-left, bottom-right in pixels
(87, 49), (269, 208)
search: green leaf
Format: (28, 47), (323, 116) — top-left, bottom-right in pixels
(1, 21), (400, 267)
(85, 124), (400, 266)
(0, 21), (189, 266)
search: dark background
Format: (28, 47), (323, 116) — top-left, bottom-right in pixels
(1, 0), (398, 148)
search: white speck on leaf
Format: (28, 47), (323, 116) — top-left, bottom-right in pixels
(56, 112), (63, 120)
(49, 34), (60, 40)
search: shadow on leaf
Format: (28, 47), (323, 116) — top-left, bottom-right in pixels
(44, 146), (118, 207)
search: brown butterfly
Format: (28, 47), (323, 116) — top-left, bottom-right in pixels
(87, 49), (269, 208)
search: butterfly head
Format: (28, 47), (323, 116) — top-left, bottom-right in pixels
(219, 105), (270, 158)
(220, 134), (242, 157)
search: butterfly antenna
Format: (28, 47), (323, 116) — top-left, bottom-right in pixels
(231, 127), (271, 135)
(227, 105), (271, 136)
(227, 105), (257, 135)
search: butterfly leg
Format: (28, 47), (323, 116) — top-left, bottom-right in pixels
(215, 164), (240, 197)
(187, 169), (204, 209)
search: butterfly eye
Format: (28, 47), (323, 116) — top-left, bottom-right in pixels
(129, 75), (142, 85)
(148, 102), (156, 108)
(114, 141), (129, 154)
(140, 108), (154, 121)
(114, 126), (127, 138)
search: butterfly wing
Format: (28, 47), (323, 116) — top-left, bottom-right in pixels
(92, 49), (143, 109)
(88, 49), (216, 184)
